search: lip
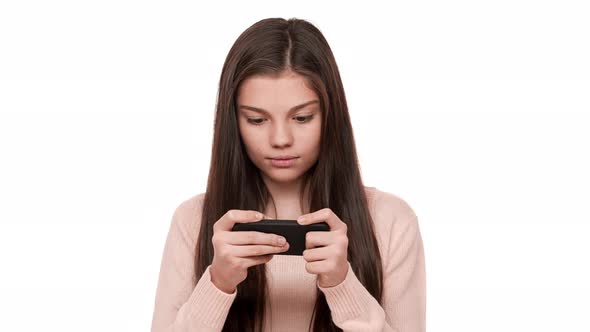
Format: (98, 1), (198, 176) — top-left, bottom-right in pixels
(269, 156), (298, 160)
(269, 156), (298, 168)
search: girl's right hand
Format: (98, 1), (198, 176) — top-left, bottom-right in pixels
(209, 209), (290, 294)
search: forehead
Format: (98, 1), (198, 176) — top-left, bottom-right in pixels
(236, 72), (319, 110)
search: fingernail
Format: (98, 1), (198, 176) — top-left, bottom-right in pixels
(256, 213), (262, 219)
(278, 237), (286, 245)
(297, 216), (306, 224)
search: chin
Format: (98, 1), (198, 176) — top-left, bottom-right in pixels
(262, 168), (303, 182)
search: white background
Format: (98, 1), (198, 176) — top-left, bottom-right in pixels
(1, 1), (589, 331)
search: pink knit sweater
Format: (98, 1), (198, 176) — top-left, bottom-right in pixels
(150, 186), (426, 332)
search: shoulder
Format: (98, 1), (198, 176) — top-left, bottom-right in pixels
(364, 186), (418, 224)
(169, 192), (207, 236)
(173, 192), (206, 218)
(363, 186), (420, 252)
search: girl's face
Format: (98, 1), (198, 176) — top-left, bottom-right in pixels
(236, 70), (322, 185)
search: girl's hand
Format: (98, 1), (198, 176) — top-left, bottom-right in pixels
(298, 208), (349, 288)
(209, 210), (290, 294)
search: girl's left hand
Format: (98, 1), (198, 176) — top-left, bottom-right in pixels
(297, 208), (349, 288)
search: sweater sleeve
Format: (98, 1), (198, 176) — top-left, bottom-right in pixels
(150, 197), (237, 332)
(318, 214), (426, 332)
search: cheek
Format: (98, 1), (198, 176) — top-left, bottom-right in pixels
(239, 122), (259, 145)
(240, 129), (265, 155)
(296, 127), (321, 155)
(307, 122), (322, 145)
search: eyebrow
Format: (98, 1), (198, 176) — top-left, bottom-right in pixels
(238, 100), (319, 115)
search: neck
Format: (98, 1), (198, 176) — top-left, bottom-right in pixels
(262, 176), (311, 220)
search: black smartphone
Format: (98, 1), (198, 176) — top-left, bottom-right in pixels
(231, 219), (330, 256)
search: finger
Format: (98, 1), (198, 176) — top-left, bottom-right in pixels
(297, 208), (346, 231)
(214, 209), (264, 232)
(305, 260), (334, 275)
(305, 231), (337, 249)
(239, 254), (274, 268)
(231, 243), (290, 257)
(302, 245), (333, 262)
(225, 231), (286, 247)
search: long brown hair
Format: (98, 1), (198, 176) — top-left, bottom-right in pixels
(194, 17), (383, 332)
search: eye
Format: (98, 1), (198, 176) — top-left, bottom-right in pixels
(247, 118), (265, 125)
(246, 115), (314, 125)
(295, 115), (314, 123)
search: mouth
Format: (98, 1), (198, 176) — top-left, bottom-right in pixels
(269, 156), (298, 160)
(268, 157), (298, 168)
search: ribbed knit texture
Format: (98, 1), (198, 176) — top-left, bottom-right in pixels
(150, 187), (426, 332)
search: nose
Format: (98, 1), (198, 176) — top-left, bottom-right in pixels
(269, 122), (293, 148)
